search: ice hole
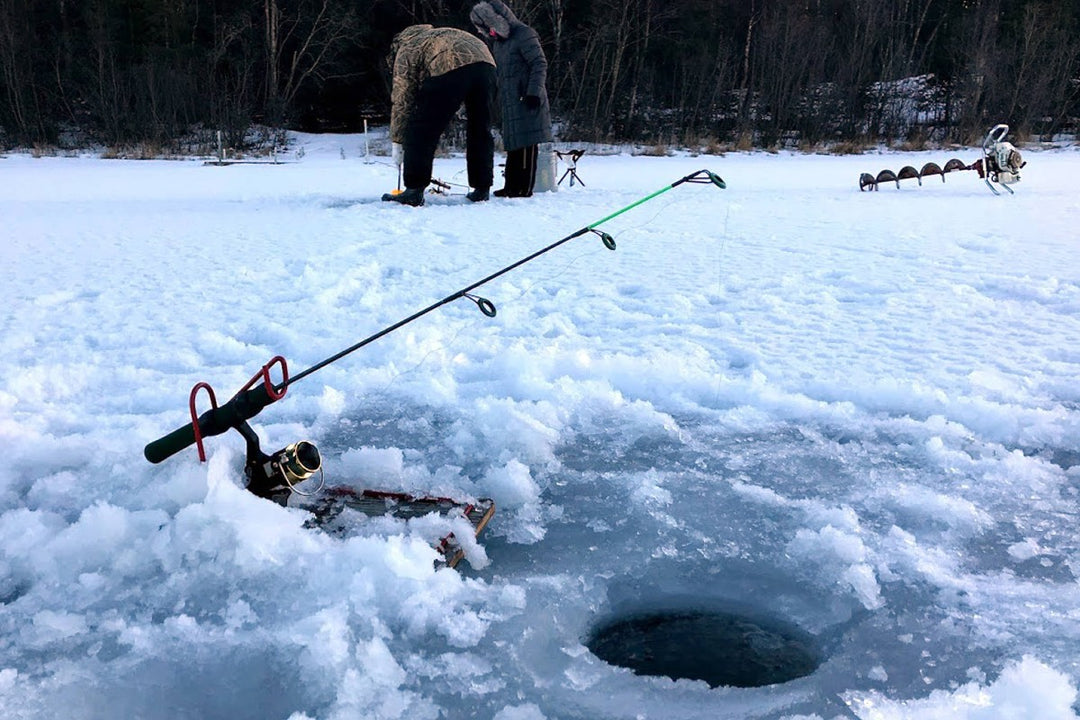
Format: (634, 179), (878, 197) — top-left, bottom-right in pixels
(586, 609), (822, 688)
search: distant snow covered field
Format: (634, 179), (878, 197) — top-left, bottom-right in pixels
(1, 132), (1079, 719)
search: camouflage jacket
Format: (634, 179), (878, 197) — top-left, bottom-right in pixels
(389, 25), (495, 143)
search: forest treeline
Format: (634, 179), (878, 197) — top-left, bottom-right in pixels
(1, 0), (1078, 151)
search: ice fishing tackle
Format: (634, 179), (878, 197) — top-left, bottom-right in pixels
(143, 168), (725, 566)
(858, 123), (1025, 194)
(144, 168), (726, 501)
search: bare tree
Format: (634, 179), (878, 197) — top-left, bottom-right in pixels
(1, 0), (1077, 149)
(264, 0), (357, 122)
(1003, 2), (1080, 138)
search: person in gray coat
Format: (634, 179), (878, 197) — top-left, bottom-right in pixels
(469, 1), (553, 197)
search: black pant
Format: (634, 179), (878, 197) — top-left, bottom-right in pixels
(403, 63), (495, 190)
(502, 144), (538, 197)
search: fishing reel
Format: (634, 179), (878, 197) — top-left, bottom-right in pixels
(240, 423), (325, 504)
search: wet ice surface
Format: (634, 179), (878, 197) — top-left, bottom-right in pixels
(1, 137), (1079, 719)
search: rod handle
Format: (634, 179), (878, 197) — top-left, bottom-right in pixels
(144, 384), (278, 464)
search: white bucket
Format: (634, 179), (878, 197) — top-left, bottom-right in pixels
(533, 143), (557, 193)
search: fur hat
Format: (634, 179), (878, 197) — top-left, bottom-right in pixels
(470, 2), (510, 40)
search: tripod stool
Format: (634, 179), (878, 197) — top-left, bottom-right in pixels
(555, 149), (586, 187)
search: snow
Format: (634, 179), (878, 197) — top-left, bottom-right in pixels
(2, 132), (1080, 719)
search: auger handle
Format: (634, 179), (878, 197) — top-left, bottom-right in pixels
(984, 124), (1009, 151)
(144, 384), (279, 464)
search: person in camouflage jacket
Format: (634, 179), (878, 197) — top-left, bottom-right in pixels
(383, 25), (497, 205)
(469, 1), (553, 197)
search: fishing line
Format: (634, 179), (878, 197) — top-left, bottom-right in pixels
(463, 189), (701, 317)
(357, 222), (606, 393)
(375, 241), (608, 394)
(591, 180), (710, 254)
(712, 202), (734, 411)
(716, 202), (732, 292)
(375, 194), (706, 410)
(371, 304), (489, 394)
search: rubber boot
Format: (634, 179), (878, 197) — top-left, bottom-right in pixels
(466, 187), (490, 202)
(382, 187), (425, 206)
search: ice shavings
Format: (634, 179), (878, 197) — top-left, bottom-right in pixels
(788, 525), (884, 610)
(843, 655), (1078, 720)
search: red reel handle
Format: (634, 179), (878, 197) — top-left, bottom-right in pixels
(188, 382), (219, 462)
(240, 355), (288, 400)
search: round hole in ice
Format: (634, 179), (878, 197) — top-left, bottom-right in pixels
(586, 609), (821, 688)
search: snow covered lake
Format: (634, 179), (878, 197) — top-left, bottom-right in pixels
(1, 134), (1079, 719)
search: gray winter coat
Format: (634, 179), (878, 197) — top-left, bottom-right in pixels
(470, 1), (552, 151)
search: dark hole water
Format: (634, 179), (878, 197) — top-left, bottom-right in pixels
(587, 610), (821, 688)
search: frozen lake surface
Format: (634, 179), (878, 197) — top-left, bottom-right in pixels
(1, 134), (1079, 719)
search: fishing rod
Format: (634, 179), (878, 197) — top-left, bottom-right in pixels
(143, 169), (726, 499)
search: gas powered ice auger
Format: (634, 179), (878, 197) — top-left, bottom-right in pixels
(859, 123), (1025, 194)
(143, 169), (727, 562)
(975, 123), (1025, 194)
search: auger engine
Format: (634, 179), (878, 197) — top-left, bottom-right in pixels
(976, 124), (1025, 194)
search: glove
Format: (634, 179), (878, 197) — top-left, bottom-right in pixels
(523, 95), (541, 110)
(391, 142), (403, 167)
